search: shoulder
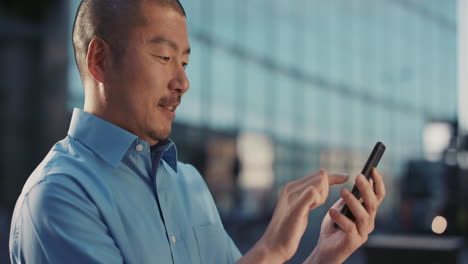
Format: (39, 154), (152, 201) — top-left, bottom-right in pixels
(10, 153), (104, 245)
(11, 136), (107, 229)
(20, 137), (72, 195)
(20, 136), (107, 196)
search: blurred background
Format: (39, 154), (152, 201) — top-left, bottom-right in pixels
(1, 0), (467, 263)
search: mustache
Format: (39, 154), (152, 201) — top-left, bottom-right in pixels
(158, 95), (181, 105)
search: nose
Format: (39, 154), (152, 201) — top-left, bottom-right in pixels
(169, 68), (189, 95)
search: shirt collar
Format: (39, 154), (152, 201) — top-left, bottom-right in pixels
(67, 108), (179, 171)
(161, 140), (178, 172)
(68, 108), (138, 168)
(149, 139), (178, 173)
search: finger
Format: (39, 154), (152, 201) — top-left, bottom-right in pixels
(356, 174), (378, 214)
(329, 208), (355, 233)
(371, 168), (386, 202)
(330, 198), (346, 211)
(299, 185), (321, 210)
(289, 169), (327, 192)
(304, 169), (329, 201)
(341, 187), (369, 237)
(317, 172), (348, 203)
(299, 170), (347, 204)
(328, 173), (349, 186)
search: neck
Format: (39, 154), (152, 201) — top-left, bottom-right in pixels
(83, 81), (161, 145)
(84, 100), (159, 146)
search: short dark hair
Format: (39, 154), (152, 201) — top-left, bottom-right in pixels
(72, 0), (186, 80)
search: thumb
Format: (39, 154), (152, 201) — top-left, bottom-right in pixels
(328, 174), (349, 185)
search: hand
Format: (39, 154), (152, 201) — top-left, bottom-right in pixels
(305, 168), (386, 264)
(238, 169), (348, 264)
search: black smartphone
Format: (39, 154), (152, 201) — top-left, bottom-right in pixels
(335, 141), (386, 227)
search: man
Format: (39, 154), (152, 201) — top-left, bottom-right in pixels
(9, 0), (386, 263)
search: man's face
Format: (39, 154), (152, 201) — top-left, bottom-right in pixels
(106, 3), (190, 145)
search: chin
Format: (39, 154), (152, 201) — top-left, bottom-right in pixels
(148, 127), (171, 142)
(160, 125), (172, 139)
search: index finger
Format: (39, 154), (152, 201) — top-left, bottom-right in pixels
(328, 174), (349, 186)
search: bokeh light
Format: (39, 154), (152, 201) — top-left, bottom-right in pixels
(431, 216), (448, 234)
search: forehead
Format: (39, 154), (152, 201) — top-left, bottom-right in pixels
(134, 3), (189, 47)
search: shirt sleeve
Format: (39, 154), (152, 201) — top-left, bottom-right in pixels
(10, 177), (124, 264)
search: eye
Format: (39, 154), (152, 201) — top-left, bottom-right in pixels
(182, 62), (188, 68)
(152, 55), (171, 62)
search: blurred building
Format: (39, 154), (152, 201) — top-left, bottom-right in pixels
(0, 1), (69, 263)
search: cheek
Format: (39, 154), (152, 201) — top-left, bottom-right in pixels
(116, 50), (151, 81)
(143, 70), (170, 97)
(116, 53), (169, 107)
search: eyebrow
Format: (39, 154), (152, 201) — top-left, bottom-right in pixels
(149, 36), (191, 55)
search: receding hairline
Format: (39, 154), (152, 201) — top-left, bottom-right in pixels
(72, 0), (187, 80)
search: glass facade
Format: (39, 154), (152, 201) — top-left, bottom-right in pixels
(68, 0), (457, 219)
(183, 0), (457, 189)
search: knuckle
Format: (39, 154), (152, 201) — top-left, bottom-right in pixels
(306, 188), (322, 206)
(362, 234), (369, 241)
(361, 178), (371, 190)
(343, 190), (352, 199)
(357, 216), (369, 226)
(377, 192), (386, 201)
(344, 223), (355, 233)
(356, 217), (365, 226)
(317, 168), (327, 177)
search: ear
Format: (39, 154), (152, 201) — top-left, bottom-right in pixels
(86, 38), (109, 84)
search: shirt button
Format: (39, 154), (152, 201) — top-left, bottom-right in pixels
(136, 144), (144, 152)
(171, 235), (176, 244)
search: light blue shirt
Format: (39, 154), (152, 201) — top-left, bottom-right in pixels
(9, 108), (242, 264)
